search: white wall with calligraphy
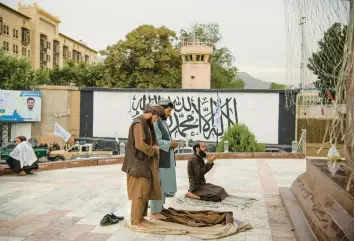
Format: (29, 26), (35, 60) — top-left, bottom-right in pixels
(93, 91), (280, 144)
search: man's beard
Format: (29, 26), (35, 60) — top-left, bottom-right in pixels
(147, 117), (153, 126)
(199, 150), (207, 158)
(160, 115), (168, 121)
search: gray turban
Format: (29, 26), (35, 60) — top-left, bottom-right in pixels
(191, 140), (201, 149)
(144, 104), (165, 116)
(158, 99), (174, 109)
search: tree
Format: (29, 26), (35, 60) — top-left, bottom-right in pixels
(308, 22), (347, 103)
(0, 49), (35, 90)
(216, 123), (265, 152)
(50, 61), (105, 87)
(270, 82), (285, 89)
(180, 23), (244, 89)
(211, 47), (245, 89)
(103, 25), (181, 88)
(180, 23), (221, 48)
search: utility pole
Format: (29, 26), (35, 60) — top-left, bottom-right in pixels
(299, 16), (306, 91)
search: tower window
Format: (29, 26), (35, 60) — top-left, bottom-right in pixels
(189, 55), (193, 61)
(185, 55), (189, 62)
(201, 55), (205, 61)
(196, 55), (201, 61)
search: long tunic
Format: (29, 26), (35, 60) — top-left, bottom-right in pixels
(187, 154), (228, 202)
(153, 119), (177, 194)
(126, 120), (161, 201)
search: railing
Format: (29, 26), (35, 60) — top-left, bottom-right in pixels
(296, 129), (307, 155)
(180, 37), (214, 47)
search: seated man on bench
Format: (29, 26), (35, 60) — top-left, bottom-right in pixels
(185, 141), (228, 202)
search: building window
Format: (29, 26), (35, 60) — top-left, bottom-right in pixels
(196, 55), (201, 61)
(85, 55), (89, 64)
(47, 41), (51, 50)
(28, 49), (30, 57)
(63, 45), (69, 60)
(3, 24), (9, 36)
(40, 34), (48, 68)
(21, 28), (30, 45)
(53, 40), (60, 68)
(0, 17), (3, 35)
(13, 44), (18, 54)
(48, 55), (51, 63)
(184, 55), (189, 62)
(40, 34), (48, 51)
(3, 41), (9, 51)
(201, 55), (205, 61)
(189, 55), (193, 61)
(22, 47), (26, 56)
(13, 29), (18, 39)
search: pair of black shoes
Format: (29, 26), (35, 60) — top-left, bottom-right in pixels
(100, 213), (124, 226)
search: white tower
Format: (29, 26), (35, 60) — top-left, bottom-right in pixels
(180, 36), (213, 89)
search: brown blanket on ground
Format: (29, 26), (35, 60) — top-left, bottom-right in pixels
(125, 219), (252, 240)
(161, 207), (234, 227)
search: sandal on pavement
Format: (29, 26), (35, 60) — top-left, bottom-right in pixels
(100, 214), (119, 226)
(109, 213), (124, 221)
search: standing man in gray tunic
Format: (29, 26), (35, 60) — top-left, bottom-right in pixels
(149, 99), (178, 220)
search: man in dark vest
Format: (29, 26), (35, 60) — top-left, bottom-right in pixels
(149, 99), (178, 220)
(122, 104), (165, 228)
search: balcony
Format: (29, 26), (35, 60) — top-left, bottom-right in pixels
(21, 28), (30, 46)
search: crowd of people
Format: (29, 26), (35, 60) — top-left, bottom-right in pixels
(121, 100), (228, 228)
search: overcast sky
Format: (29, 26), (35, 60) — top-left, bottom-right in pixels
(4, 0), (288, 84)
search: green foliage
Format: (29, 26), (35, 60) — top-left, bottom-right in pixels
(216, 123), (264, 152)
(0, 49), (35, 90)
(0, 23), (245, 91)
(50, 61), (105, 87)
(270, 82), (285, 89)
(211, 47), (244, 89)
(180, 23), (244, 89)
(308, 22), (347, 103)
(0, 49), (104, 90)
(180, 23), (221, 47)
(103, 25), (181, 88)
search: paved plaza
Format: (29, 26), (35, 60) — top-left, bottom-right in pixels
(0, 159), (305, 241)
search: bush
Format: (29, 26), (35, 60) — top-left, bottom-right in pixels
(216, 123), (265, 152)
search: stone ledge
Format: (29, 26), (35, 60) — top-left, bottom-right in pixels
(280, 187), (317, 241)
(176, 152), (305, 160)
(286, 159), (354, 241)
(0, 153), (304, 176)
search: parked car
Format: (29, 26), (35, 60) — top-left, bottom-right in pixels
(0, 142), (47, 160)
(264, 147), (286, 153)
(47, 143), (113, 161)
(174, 147), (194, 154)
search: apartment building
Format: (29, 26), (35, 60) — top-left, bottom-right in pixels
(0, 3), (31, 59)
(0, 2), (98, 69)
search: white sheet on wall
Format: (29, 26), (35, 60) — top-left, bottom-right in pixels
(93, 91), (279, 144)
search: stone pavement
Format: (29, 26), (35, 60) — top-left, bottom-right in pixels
(0, 158), (306, 241)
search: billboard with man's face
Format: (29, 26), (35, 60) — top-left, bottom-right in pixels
(0, 91), (42, 122)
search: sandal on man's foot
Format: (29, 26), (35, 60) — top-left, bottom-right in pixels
(17, 171), (26, 176)
(100, 214), (119, 226)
